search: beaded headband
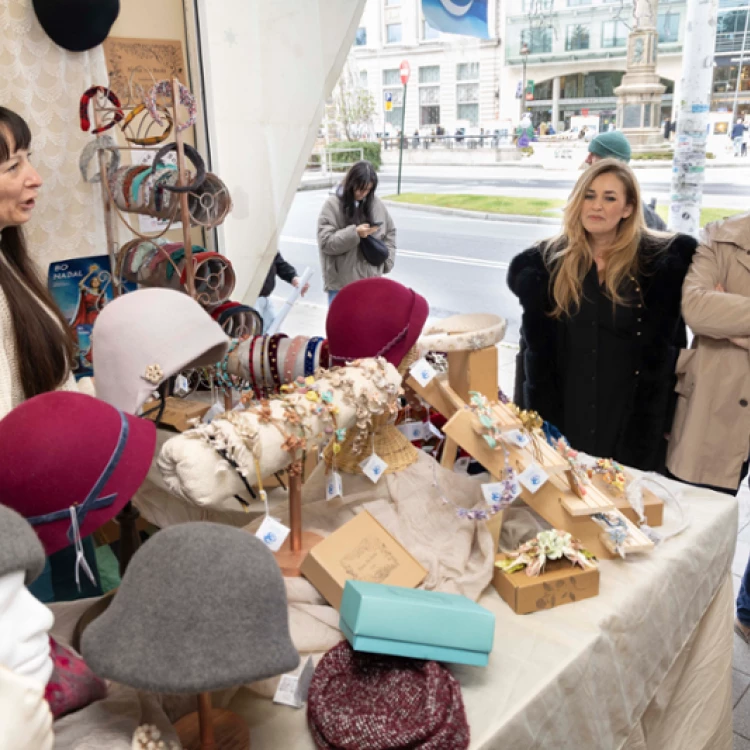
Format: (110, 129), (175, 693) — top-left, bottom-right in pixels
(146, 80), (197, 133)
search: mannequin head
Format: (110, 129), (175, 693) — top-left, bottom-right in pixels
(0, 570), (54, 686)
(0, 504), (53, 687)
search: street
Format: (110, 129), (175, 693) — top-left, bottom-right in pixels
(277, 164), (750, 345)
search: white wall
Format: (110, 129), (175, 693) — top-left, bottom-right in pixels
(197, 0), (367, 304)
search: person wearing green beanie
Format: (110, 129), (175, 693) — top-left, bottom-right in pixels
(585, 131), (666, 231)
(585, 131), (632, 164)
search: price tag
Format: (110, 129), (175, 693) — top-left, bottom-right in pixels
(359, 453), (388, 484)
(503, 429), (530, 449)
(173, 374), (190, 397)
(518, 464), (549, 494)
(481, 480), (522, 508)
(255, 516), (290, 552)
(397, 421), (427, 441)
(425, 421), (443, 439)
(273, 655), (315, 708)
(202, 400), (225, 424)
(326, 471), (343, 501)
(409, 358), (437, 387)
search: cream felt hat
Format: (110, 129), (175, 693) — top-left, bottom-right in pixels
(92, 288), (229, 414)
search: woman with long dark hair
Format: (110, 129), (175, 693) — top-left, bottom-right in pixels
(0, 106), (101, 600)
(508, 159), (696, 471)
(317, 159), (396, 304)
(0, 106), (77, 415)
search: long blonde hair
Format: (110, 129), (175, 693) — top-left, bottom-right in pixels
(543, 158), (646, 317)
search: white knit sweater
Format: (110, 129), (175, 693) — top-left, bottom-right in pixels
(0, 260), (79, 420)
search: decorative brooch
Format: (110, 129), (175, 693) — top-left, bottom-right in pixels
(589, 458), (627, 493)
(142, 363), (164, 385)
(495, 529), (597, 577)
(591, 511), (629, 557)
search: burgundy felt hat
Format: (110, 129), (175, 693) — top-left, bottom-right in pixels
(307, 641), (470, 750)
(0, 392), (156, 556)
(326, 279), (429, 368)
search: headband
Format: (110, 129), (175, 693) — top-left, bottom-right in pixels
(78, 135), (121, 183)
(146, 80), (197, 133)
(80, 86), (124, 134)
(26, 409), (129, 542)
(152, 143), (206, 194)
(121, 104), (174, 146)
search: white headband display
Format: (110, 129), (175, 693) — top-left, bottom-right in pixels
(418, 313), (507, 354)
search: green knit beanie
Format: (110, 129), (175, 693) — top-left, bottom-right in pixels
(588, 131), (632, 163)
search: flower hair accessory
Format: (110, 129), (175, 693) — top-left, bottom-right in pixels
(496, 529), (597, 577)
(142, 364), (164, 385)
(589, 458), (626, 493)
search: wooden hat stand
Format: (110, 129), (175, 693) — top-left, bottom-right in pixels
(174, 693), (249, 750)
(407, 346), (661, 560)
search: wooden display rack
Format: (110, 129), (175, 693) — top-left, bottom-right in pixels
(407, 346), (657, 560)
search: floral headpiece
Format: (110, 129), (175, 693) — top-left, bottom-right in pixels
(496, 529), (597, 577)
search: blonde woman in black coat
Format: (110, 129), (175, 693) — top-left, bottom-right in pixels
(508, 159), (696, 471)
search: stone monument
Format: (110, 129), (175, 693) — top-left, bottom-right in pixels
(614, 0), (666, 147)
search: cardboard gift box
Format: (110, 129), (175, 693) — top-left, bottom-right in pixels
(300, 511), (427, 610)
(492, 555), (599, 615)
(339, 580), (495, 667)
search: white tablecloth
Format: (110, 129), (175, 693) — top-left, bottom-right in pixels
(223, 478), (737, 750)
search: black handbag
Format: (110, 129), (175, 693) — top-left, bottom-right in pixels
(359, 234), (389, 266)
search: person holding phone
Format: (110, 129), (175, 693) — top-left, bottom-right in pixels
(317, 160), (396, 304)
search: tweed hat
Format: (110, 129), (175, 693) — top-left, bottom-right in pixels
(327, 278), (429, 368)
(81, 523), (299, 693)
(93, 288), (229, 415)
(0, 505), (45, 586)
(0, 392), (155, 556)
(32, 0), (120, 52)
(307, 641), (470, 750)
(588, 131), (632, 163)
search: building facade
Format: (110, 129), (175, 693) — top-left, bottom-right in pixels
(713, 0), (750, 118)
(350, 0), (504, 135)
(349, 0), (748, 136)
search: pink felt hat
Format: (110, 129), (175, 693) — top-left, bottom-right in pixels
(326, 279), (429, 368)
(93, 288), (229, 414)
(0, 392), (156, 556)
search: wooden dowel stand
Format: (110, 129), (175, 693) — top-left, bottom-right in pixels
(174, 692), (249, 750)
(273, 471), (322, 576)
(198, 693), (216, 750)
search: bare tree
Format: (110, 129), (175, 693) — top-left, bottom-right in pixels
(333, 60), (376, 141)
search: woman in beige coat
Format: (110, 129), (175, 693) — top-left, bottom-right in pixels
(664, 212), (750, 640)
(316, 160), (396, 304)
(666, 212), (750, 493)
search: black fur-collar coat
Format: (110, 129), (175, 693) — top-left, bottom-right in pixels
(507, 234), (697, 471)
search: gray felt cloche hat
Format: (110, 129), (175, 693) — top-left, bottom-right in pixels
(81, 522), (299, 693)
(0, 504), (46, 585)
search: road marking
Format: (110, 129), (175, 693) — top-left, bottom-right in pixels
(279, 235), (510, 270)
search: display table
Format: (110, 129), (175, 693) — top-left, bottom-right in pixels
(223, 477), (737, 750)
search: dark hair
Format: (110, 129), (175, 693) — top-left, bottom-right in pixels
(0, 107), (74, 399)
(340, 160), (378, 224)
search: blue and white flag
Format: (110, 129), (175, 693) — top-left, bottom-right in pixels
(422, 0), (490, 39)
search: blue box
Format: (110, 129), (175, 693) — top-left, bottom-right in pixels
(339, 580), (495, 667)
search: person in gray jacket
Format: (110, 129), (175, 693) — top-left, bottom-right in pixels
(317, 160), (396, 304)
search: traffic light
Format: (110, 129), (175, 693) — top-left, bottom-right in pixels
(525, 80), (535, 101)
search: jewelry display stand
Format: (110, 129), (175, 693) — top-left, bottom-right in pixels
(407, 346), (658, 560)
(88, 76), (231, 570)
